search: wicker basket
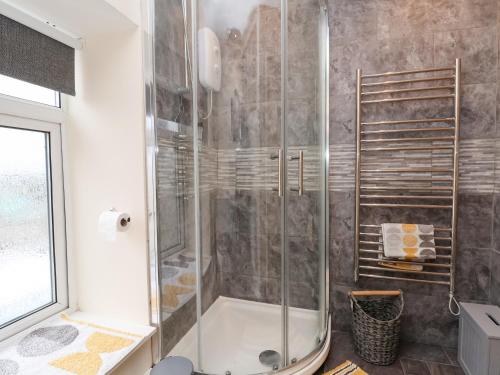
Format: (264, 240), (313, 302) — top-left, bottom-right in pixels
(349, 290), (404, 366)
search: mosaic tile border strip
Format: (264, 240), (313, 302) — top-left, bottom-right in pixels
(157, 138), (498, 194)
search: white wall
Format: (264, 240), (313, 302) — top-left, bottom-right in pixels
(65, 11), (153, 374)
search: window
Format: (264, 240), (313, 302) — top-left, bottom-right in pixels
(0, 95), (67, 340)
(0, 74), (60, 107)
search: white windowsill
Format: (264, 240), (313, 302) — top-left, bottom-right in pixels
(0, 309), (156, 374)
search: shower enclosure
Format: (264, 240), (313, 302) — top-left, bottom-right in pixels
(144, 0), (330, 373)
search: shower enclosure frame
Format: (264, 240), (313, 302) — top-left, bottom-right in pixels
(143, 0), (331, 372)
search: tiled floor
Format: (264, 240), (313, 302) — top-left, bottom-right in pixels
(317, 331), (465, 375)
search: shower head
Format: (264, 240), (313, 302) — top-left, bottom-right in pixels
(226, 28), (241, 41)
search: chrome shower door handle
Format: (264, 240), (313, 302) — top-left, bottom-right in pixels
(289, 151), (304, 196)
(278, 149), (284, 197)
(270, 149), (284, 197)
(298, 150), (304, 196)
(288, 151), (304, 196)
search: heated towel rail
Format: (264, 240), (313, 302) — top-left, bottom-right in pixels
(354, 59), (461, 315)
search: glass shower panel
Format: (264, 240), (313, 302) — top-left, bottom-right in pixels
(153, 0), (199, 362)
(197, 1), (284, 374)
(148, 0), (329, 372)
(285, 0), (327, 364)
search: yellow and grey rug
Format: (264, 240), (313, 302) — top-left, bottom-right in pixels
(324, 360), (368, 375)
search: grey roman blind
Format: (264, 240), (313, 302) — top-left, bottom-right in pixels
(0, 14), (75, 96)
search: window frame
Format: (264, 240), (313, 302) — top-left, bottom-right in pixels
(0, 92), (70, 342)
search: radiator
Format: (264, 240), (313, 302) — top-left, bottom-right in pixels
(459, 303), (500, 375)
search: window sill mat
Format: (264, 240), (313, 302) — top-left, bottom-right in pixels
(0, 310), (156, 374)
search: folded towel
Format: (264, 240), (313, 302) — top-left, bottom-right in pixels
(381, 223), (436, 260)
(324, 361), (368, 375)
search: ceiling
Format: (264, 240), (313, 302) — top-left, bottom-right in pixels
(2, 0), (139, 47)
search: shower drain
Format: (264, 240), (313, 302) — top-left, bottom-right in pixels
(259, 350), (281, 370)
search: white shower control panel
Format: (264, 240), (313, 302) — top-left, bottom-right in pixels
(198, 27), (221, 92)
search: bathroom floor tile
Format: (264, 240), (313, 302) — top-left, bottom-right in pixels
(400, 358), (430, 375)
(321, 332), (468, 375)
(442, 347), (459, 366)
(428, 363), (466, 375)
(399, 342), (451, 364)
(323, 331), (404, 375)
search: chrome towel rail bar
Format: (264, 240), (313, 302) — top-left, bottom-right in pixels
(362, 85), (455, 96)
(354, 59), (462, 316)
(362, 127), (455, 135)
(362, 66), (455, 78)
(362, 117), (455, 126)
(361, 136), (455, 143)
(359, 273), (451, 286)
(362, 94), (454, 104)
(362, 76), (455, 87)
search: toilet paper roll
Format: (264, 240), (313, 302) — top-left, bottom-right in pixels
(98, 209), (131, 242)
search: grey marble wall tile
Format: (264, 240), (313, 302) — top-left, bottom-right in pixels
(237, 232), (268, 277)
(261, 54), (281, 103)
(327, 0), (378, 46)
(330, 237), (355, 286)
(431, 0), (498, 31)
(240, 104), (262, 148)
(287, 192), (319, 237)
(329, 191), (356, 285)
(288, 236), (319, 287)
(264, 276), (281, 305)
(220, 273), (267, 302)
(493, 194), (500, 250)
(457, 193), (494, 249)
(236, 190), (266, 235)
(216, 232), (236, 274)
(372, 33), (435, 73)
(434, 27), (497, 85)
(257, 5), (281, 52)
(288, 49), (317, 101)
(330, 284), (353, 332)
(330, 191), (355, 242)
(265, 191), (281, 235)
(288, 0), (318, 52)
(490, 250), (500, 306)
(455, 247), (491, 302)
(288, 98), (318, 146)
(267, 232), (281, 279)
(215, 198), (236, 235)
(377, 0), (434, 40)
(400, 292), (458, 347)
(156, 84), (183, 121)
(260, 101), (281, 147)
(212, 106), (239, 150)
(329, 89), (356, 145)
(215, 59), (243, 109)
(289, 281), (318, 309)
(241, 54), (260, 104)
(330, 37), (378, 78)
(461, 84), (497, 139)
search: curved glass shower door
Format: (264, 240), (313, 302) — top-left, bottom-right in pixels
(146, 0), (329, 374)
(284, 0), (329, 365)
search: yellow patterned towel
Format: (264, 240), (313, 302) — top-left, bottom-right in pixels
(324, 360), (368, 375)
(381, 223), (436, 260)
